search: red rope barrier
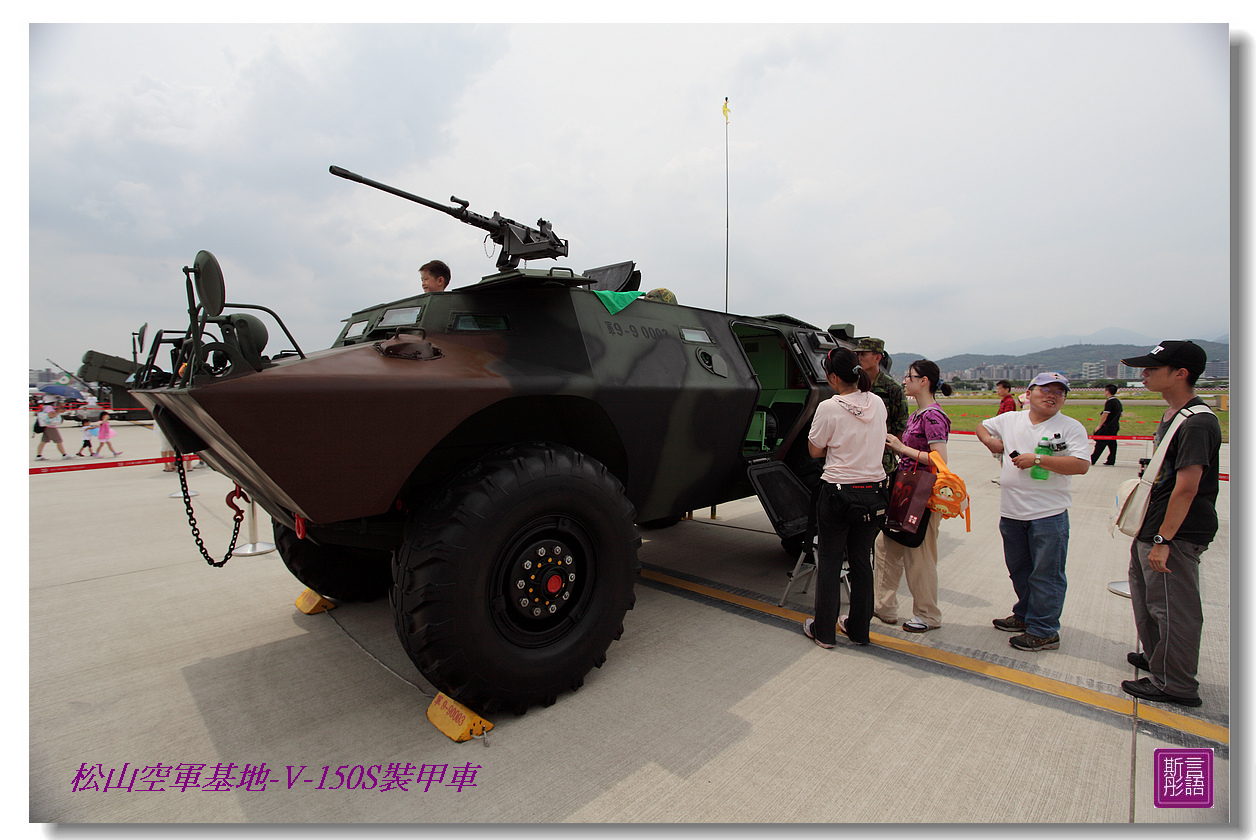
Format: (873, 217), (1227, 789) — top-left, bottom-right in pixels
(29, 455), (199, 475)
(949, 431), (1227, 480)
(950, 430), (1155, 441)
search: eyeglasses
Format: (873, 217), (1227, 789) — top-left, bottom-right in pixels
(1037, 387), (1067, 398)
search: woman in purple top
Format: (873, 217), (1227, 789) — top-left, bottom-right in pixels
(875, 360), (952, 632)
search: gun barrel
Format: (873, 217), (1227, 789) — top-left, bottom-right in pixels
(329, 165), (499, 233)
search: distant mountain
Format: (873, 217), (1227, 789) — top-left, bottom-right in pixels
(958, 327), (1160, 357)
(884, 351), (927, 374)
(932, 340), (1229, 379)
(1214, 333), (1229, 343)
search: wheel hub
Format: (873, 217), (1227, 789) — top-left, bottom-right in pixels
(510, 540), (577, 621)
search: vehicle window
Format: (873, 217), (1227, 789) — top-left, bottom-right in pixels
(451, 314), (509, 332)
(681, 328), (713, 343)
(379, 307), (422, 327)
(343, 320), (369, 338)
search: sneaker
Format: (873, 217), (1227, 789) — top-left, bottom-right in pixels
(34, 456), (47, 461)
(802, 618), (835, 649)
(992, 615), (1027, 632)
(874, 613), (898, 626)
(113, 451), (123, 458)
(903, 619), (937, 633)
(1009, 632), (1060, 651)
(1127, 651), (1150, 671)
(1121, 677), (1201, 707)
(90, 453), (100, 458)
(62, 454), (74, 459)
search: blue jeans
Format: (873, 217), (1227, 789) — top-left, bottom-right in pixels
(999, 512), (1070, 638)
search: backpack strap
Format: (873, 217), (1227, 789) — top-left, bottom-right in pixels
(1145, 404), (1215, 486)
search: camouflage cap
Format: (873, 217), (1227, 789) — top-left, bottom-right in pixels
(855, 337), (885, 354)
(643, 288), (678, 305)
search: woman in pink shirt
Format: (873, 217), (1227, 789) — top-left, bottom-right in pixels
(803, 347), (889, 648)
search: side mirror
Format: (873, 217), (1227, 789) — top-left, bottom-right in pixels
(193, 251), (226, 318)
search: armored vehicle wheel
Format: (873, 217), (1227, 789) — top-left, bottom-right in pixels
(392, 444), (640, 714)
(273, 520), (393, 602)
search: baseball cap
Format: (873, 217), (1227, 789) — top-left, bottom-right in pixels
(1121, 340), (1207, 378)
(1029, 372), (1070, 392)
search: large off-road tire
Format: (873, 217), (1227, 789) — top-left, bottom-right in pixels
(273, 520), (393, 602)
(392, 444), (640, 714)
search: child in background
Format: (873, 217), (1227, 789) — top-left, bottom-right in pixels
(92, 412), (123, 458)
(76, 420), (97, 456)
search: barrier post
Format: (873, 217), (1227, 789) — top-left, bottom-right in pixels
(233, 498), (276, 556)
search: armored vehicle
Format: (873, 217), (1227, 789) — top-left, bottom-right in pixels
(132, 166), (865, 714)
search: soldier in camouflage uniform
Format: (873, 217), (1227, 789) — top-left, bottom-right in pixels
(856, 337), (908, 475)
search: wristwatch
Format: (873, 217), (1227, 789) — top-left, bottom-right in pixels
(1034, 454), (1042, 466)
(1153, 534), (1171, 546)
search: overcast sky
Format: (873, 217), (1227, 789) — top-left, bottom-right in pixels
(26, 19), (1235, 377)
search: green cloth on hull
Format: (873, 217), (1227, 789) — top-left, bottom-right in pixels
(593, 290), (644, 315)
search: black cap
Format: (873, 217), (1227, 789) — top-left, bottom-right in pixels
(1121, 340), (1207, 378)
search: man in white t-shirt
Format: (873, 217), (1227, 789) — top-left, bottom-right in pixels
(975, 372), (1090, 652)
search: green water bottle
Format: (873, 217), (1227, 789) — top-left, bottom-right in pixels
(1031, 437), (1051, 480)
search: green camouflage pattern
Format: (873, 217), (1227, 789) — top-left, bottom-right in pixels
(134, 266), (857, 551)
(873, 369), (908, 475)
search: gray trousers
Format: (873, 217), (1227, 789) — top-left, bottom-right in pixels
(1128, 538), (1205, 698)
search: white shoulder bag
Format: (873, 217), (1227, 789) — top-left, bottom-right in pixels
(1111, 404), (1214, 538)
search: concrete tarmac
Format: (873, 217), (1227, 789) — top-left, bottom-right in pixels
(28, 415), (1232, 825)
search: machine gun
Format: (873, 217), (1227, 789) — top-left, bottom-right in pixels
(329, 165), (569, 272)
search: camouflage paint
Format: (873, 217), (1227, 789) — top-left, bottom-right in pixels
(136, 268), (848, 547)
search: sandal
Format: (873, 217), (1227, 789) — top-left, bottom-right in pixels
(803, 618), (835, 649)
(903, 619), (937, 633)
(838, 615), (869, 645)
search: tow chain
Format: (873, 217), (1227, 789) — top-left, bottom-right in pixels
(176, 454), (244, 567)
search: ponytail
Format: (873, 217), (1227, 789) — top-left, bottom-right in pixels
(854, 366), (872, 393)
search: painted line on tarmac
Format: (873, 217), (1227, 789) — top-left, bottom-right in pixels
(639, 567), (1228, 746)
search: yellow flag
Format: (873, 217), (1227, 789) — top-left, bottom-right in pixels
(723, 97), (730, 123)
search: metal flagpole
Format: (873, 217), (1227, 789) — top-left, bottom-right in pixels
(724, 97), (729, 313)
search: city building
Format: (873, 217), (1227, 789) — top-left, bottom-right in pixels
(1204, 358), (1228, 379)
(1081, 361), (1107, 379)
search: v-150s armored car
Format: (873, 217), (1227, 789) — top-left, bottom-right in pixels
(131, 166), (868, 714)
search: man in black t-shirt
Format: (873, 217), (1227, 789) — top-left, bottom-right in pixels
(1090, 384), (1122, 465)
(1118, 341), (1221, 708)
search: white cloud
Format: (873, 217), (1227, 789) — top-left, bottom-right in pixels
(28, 21), (1232, 374)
